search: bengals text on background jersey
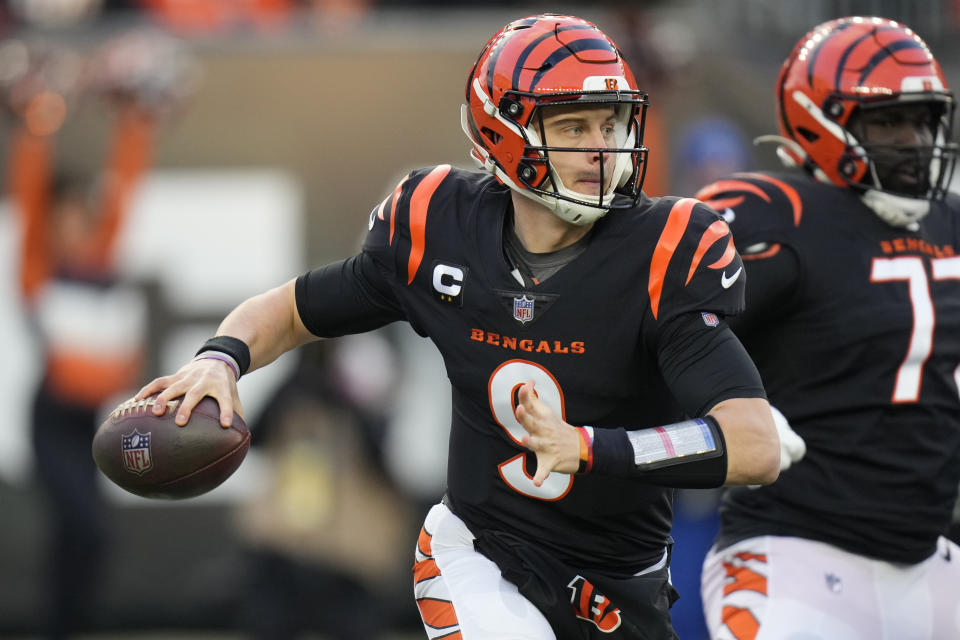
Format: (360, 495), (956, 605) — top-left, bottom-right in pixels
(697, 171), (960, 563)
(295, 165), (763, 573)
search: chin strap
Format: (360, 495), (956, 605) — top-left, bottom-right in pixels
(860, 189), (929, 231)
(755, 134), (930, 231)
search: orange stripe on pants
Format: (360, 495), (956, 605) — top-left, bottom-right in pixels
(722, 605), (760, 640)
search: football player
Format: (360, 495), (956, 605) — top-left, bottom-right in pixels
(137, 14), (780, 639)
(694, 16), (960, 639)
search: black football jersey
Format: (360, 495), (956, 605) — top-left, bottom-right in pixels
(297, 165), (762, 572)
(699, 171), (960, 563)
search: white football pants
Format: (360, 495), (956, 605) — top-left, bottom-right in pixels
(701, 535), (960, 640)
(412, 502), (556, 639)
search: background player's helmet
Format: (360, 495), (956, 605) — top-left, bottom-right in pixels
(462, 14), (648, 225)
(775, 16), (957, 228)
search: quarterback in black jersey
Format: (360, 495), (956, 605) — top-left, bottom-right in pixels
(696, 17), (960, 640)
(138, 14), (779, 640)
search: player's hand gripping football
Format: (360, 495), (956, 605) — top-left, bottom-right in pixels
(135, 358), (244, 429)
(515, 380), (581, 486)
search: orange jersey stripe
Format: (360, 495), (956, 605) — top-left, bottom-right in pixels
(648, 198), (696, 319)
(686, 219), (731, 284)
(722, 605), (760, 640)
(742, 244), (782, 261)
(735, 172), (803, 226)
(407, 165), (451, 284)
(708, 236), (737, 270)
(388, 174), (409, 244)
(699, 195), (745, 211)
(417, 597), (459, 629)
(413, 557), (441, 584)
(694, 180), (770, 205)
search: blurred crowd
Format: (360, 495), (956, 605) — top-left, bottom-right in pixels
(0, 0), (371, 34)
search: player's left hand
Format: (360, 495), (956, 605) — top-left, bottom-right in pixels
(515, 380), (581, 485)
(771, 405), (806, 470)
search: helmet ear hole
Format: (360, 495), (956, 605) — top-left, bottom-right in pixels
(481, 127), (502, 145)
(776, 16), (956, 200)
(796, 127), (820, 143)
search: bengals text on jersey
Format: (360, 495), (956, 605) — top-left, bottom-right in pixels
(296, 165), (765, 573)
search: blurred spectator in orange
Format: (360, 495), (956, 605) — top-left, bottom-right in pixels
(135, 0), (294, 33)
(131, 0), (374, 35)
(3, 31), (194, 638)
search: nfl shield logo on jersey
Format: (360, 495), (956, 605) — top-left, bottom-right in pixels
(121, 430), (153, 475)
(701, 311), (720, 327)
(513, 295), (535, 324)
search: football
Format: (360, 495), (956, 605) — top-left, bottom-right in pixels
(92, 395), (250, 499)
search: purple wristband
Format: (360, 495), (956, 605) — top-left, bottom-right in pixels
(195, 352), (240, 381)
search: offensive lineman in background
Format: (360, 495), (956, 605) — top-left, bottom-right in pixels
(138, 14), (780, 639)
(695, 16), (960, 639)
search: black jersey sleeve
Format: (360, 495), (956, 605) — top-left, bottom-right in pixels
(729, 243), (802, 335)
(645, 198), (747, 328)
(656, 311), (766, 417)
(295, 252), (405, 338)
(694, 172), (802, 249)
(695, 172), (806, 331)
(361, 166), (455, 285)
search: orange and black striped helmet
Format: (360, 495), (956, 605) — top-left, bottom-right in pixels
(777, 16), (956, 201)
(461, 14), (649, 225)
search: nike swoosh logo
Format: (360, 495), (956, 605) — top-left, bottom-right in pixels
(721, 267), (742, 289)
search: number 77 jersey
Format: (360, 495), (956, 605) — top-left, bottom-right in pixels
(697, 170), (960, 563)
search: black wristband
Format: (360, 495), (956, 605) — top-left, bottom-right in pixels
(590, 415), (728, 488)
(591, 428), (634, 475)
(196, 336), (251, 378)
